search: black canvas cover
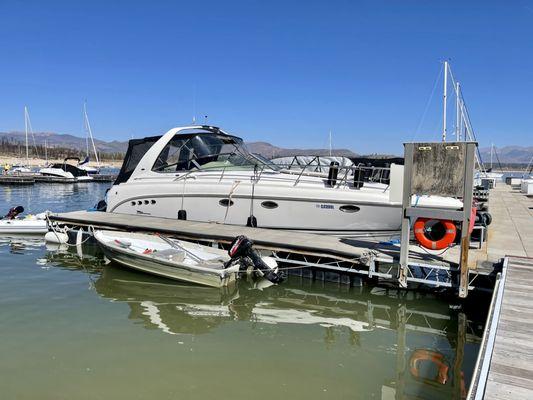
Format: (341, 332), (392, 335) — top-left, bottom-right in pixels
(114, 135), (162, 184)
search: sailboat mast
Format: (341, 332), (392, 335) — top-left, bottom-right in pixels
(442, 61), (448, 142)
(455, 81), (460, 141)
(24, 106), (29, 166)
(84, 102), (101, 168)
(329, 131), (332, 157)
(490, 143), (494, 169)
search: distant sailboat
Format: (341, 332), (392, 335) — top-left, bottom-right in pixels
(78, 101), (101, 175)
(11, 107), (36, 173)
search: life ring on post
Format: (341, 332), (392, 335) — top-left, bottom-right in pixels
(414, 218), (456, 250)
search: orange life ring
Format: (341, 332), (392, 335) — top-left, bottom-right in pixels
(409, 349), (449, 385)
(414, 218), (456, 250)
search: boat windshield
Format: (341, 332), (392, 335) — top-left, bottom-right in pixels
(152, 133), (280, 173)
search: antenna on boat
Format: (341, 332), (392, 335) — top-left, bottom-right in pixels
(442, 60), (448, 142)
(192, 84), (197, 124)
(329, 131), (332, 157)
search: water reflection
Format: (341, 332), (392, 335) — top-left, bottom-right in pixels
(0, 235), (46, 254)
(43, 244), (483, 399)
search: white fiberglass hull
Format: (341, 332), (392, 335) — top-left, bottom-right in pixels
(39, 167), (93, 181)
(107, 172), (461, 234)
(94, 230), (239, 287)
(0, 219), (48, 234)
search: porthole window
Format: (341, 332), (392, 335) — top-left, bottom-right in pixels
(144, 200), (149, 205)
(219, 198), (234, 207)
(339, 205), (360, 213)
(137, 200), (142, 205)
(261, 201), (278, 209)
(131, 201), (136, 206)
(151, 200), (156, 204)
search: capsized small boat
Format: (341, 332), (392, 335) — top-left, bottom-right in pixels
(94, 230), (242, 288)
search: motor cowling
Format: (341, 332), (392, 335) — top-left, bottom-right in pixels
(227, 235), (284, 284)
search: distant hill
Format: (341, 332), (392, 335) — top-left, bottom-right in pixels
(478, 145), (533, 164)
(0, 131), (357, 159)
(3, 130), (530, 162)
(0, 131), (128, 154)
(246, 141), (357, 158)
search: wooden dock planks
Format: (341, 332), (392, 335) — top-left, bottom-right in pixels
(48, 210), (385, 263)
(484, 256), (533, 399)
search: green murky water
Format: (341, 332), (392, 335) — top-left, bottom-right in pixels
(0, 184), (486, 399)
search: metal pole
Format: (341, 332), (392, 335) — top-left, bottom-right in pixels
(24, 106), (29, 167)
(459, 97), (463, 141)
(455, 81), (460, 141)
(459, 142), (475, 298)
(84, 102), (101, 168)
(398, 143), (413, 288)
(443, 61), (448, 142)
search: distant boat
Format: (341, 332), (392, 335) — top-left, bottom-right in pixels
(78, 101), (102, 175)
(78, 155), (100, 175)
(39, 157), (93, 181)
(10, 106), (36, 174)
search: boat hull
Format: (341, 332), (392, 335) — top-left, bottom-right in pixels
(95, 232), (238, 288)
(0, 219), (48, 234)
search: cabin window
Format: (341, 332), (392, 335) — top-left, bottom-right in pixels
(152, 133), (258, 173)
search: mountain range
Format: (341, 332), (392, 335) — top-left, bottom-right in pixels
(0, 131), (357, 158)
(0, 131), (531, 163)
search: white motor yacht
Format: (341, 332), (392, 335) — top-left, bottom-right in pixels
(106, 126), (462, 236)
(39, 157), (93, 181)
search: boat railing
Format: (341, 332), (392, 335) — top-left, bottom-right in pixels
(171, 162), (392, 189)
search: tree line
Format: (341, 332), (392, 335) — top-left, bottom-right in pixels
(0, 138), (124, 161)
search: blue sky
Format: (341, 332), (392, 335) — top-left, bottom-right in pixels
(0, 0), (532, 154)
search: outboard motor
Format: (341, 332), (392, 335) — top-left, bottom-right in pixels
(227, 235), (284, 284)
(3, 205), (24, 220)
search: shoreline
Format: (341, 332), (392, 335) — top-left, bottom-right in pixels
(0, 156), (123, 168)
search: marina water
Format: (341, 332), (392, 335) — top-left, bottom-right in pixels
(0, 183), (487, 399)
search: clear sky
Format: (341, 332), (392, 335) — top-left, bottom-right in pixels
(0, 0), (531, 154)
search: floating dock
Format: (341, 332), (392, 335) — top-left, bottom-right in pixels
(0, 174), (116, 185)
(467, 184), (533, 399)
(48, 187), (519, 293)
(0, 175), (36, 184)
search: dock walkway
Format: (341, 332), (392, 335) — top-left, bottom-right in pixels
(48, 210), (389, 263)
(467, 184), (533, 399)
(484, 256), (533, 399)
(470, 256), (533, 400)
